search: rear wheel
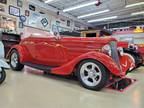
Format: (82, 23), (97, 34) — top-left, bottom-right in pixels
(77, 59), (109, 91)
(0, 69), (6, 84)
(10, 50), (24, 71)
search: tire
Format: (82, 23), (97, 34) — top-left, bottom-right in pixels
(126, 53), (141, 69)
(0, 69), (6, 84)
(77, 59), (109, 91)
(10, 50), (24, 71)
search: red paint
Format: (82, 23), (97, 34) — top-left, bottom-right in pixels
(8, 36), (133, 77)
(117, 41), (129, 48)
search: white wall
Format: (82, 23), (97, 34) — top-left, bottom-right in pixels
(0, 0), (87, 35)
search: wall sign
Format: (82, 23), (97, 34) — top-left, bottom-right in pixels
(41, 18), (48, 27)
(0, 0), (7, 4)
(25, 10), (30, 16)
(56, 21), (60, 26)
(9, 5), (20, 17)
(0, 5), (5, 12)
(19, 22), (24, 28)
(29, 13), (41, 27)
(29, 4), (35, 11)
(17, 0), (23, 7)
(67, 20), (70, 27)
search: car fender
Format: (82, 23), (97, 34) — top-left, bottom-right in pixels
(0, 59), (10, 70)
(120, 53), (135, 73)
(6, 45), (32, 63)
(51, 51), (121, 76)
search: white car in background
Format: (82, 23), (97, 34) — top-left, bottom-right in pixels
(0, 41), (10, 84)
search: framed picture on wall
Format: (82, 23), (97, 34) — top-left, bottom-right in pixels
(19, 22), (24, 28)
(41, 18), (48, 27)
(29, 4), (35, 11)
(25, 10), (30, 16)
(0, 0), (7, 4)
(17, 0), (23, 7)
(67, 20), (70, 27)
(0, 5), (5, 12)
(56, 21), (60, 26)
(9, 5), (20, 17)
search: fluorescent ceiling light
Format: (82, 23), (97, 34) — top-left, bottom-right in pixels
(125, 2), (144, 8)
(78, 9), (110, 19)
(45, 0), (54, 3)
(131, 11), (144, 16)
(63, 1), (99, 12)
(88, 16), (118, 23)
(32, 33), (41, 36)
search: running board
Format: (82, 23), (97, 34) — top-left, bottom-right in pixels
(22, 62), (56, 72)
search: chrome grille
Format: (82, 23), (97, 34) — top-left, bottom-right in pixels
(110, 41), (122, 72)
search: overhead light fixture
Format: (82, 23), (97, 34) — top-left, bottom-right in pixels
(131, 11), (144, 16)
(78, 9), (110, 19)
(125, 2), (144, 8)
(88, 16), (118, 23)
(63, 1), (99, 12)
(45, 0), (54, 3)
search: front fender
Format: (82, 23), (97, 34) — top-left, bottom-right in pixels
(51, 51), (121, 76)
(6, 45), (32, 63)
(0, 59), (10, 69)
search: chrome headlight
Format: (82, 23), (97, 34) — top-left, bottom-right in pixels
(128, 44), (138, 51)
(102, 44), (112, 56)
(117, 47), (124, 56)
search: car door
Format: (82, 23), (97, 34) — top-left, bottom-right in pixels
(35, 37), (65, 66)
(23, 37), (37, 61)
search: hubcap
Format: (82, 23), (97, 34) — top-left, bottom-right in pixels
(80, 62), (102, 87)
(11, 52), (18, 68)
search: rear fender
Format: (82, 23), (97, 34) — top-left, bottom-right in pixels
(51, 51), (121, 76)
(6, 45), (31, 63)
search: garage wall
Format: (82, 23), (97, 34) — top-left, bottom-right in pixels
(0, 0), (86, 35)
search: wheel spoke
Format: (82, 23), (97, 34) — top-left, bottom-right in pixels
(83, 76), (89, 81)
(91, 64), (95, 70)
(95, 72), (100, 76)
(92, 77), (97, 84)
(11, 52), (18, 68)
(85, 67), (90, 72)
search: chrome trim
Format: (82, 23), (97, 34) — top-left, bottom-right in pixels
(110, 41), (122, 73)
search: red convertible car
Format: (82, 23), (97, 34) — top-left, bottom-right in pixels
(7, 34), (134, 91)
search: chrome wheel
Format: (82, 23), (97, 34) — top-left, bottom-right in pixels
(11, 52), (18, 68)
(80, 62), (102, 87)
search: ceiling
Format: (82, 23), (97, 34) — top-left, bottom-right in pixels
(41, 0), (144, 27)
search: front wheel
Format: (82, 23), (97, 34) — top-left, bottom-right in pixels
(0, 69), (6, 84)
(77, 59), (109, 91)
(10, 50), (24, 71)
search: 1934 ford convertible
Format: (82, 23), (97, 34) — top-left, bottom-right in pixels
(7, 34), (134, 91)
